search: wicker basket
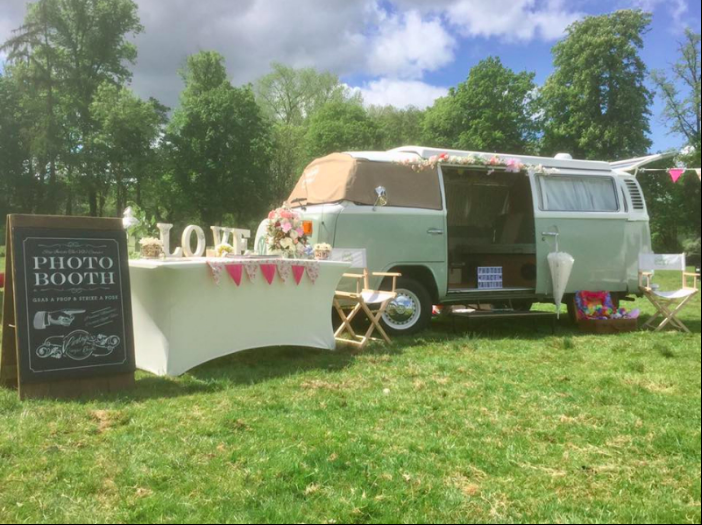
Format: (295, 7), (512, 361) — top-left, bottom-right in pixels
(141, 244), (163, 259)
(577, 318), (638, 334)
(315, 249), (331, 261)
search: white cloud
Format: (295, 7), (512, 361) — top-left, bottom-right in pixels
(367, 11), (456, 79)
(352, 79), (448, 109)
(445, 0), (583, 42)
(629, 0), (689, 28)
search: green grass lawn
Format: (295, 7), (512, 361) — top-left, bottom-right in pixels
(0, 270), (700, 524)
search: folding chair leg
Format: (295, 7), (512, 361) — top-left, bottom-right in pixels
(334, 300), (361, 340)
(655, 296), (694, 333)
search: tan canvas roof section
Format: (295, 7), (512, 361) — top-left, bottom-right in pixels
(288, 153), (443, 211)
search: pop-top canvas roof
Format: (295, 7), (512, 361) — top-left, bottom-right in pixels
(288, 153), (443, 210)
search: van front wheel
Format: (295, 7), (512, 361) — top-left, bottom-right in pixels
(381, 278), (432, 336)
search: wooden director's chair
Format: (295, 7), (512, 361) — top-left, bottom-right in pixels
(331, 249), (401, 349)
(639, 254), (699, 333)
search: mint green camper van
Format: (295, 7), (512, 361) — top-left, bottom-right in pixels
(256, 146), (652, 335)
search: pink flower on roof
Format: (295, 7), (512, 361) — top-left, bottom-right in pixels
(505, 159), (523, 173)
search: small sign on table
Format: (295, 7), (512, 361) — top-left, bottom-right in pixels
(1, 215), (136, 399)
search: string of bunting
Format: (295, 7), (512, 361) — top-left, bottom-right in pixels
(635, 167), (702, 183)
(206, 259), (320, 286)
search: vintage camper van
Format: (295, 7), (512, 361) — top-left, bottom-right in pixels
(255, 146), (652, 335)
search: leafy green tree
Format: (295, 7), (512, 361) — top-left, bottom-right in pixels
(2, 0), (64, 213)
(422, 57), (538, 154)
(255, 63), (360, 203)
(2, 0), (143, 217)
(166, 51), (273, 229)
(540, 10), (653, 160)
(368, 105), (425, 150)
(0, 73), (34, 220)
(304, 100), (382, 160)
(651, 29), (701, 241)
(255, 63), (351, 126)
(91, 83), (167, 215)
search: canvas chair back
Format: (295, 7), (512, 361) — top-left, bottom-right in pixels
(639, 254), (686, 272)
(330, 248), (368, 269)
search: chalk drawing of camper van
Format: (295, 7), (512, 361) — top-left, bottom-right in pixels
(36, 331), (120, 361)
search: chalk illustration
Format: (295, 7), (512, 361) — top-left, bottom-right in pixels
(33, 310), (86, 330)
(36, 330), (121, 361)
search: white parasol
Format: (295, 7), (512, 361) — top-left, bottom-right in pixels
(548, 251), (575, 318)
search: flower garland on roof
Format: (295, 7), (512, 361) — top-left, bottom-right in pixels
(396, 152), (560, 175)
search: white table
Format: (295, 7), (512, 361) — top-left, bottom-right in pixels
(129, 258), (350, 376)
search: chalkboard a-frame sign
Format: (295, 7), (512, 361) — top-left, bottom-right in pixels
(1, 215), (135, 399)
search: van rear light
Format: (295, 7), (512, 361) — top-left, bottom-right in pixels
(303, 221), (313, 235)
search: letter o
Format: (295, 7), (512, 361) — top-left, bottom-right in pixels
(182, 225), (206, 258)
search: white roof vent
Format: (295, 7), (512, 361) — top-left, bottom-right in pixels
(555, 153), (573, 160)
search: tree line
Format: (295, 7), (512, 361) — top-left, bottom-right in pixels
(0, 1), (699, 252)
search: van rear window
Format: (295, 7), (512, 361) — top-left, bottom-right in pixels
(539, 176), (619, 212)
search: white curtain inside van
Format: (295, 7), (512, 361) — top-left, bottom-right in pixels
(540, 176), (619, 212)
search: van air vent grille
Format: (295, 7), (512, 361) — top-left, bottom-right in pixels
(625, 179), (645, 211)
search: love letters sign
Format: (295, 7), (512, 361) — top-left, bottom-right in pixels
(157, 223), (251, 258)
(1, 215), (136, 399)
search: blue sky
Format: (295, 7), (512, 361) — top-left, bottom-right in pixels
(2, 0), (700, 155)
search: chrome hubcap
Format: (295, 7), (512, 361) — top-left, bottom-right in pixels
(383, 289), (421, 330)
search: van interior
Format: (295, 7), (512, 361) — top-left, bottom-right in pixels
(443, 168), (537, 292)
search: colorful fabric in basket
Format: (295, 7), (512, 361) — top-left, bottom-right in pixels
(575, 291), (640, 320)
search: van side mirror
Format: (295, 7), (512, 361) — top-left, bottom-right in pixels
(374, 186), (388, 210)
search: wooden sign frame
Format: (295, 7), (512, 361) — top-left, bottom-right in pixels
(1, 215), (135, 399)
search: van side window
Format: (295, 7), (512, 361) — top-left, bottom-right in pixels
(539, 176), (619, 212)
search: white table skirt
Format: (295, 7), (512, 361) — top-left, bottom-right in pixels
(129, 258), (350, 376)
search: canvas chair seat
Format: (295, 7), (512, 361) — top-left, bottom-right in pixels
(331, 249), (401, 350)
(639, 254), (699, 333)
(361, 290), (396, 305)
(652, 289), (697, 301)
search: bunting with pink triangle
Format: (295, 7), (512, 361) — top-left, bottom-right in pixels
(669, 168), (685, 183)
(292, 265), (305, 285)
(260, 264), (277, 285)
(225, 264), (243, 286)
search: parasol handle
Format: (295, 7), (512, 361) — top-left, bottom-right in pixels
(542, 230), (560, 253)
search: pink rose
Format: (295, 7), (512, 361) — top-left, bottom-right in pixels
(282, 222), (292, 233)
(296, 227), (304, 236)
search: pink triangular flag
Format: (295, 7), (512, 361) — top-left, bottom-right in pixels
(226, 264), (243, 286)
(669, 168), (684, 183)
(260, 264), (277, 285)
(292, 265), (305, 285)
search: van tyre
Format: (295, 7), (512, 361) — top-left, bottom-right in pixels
(381, 277), (433, 336)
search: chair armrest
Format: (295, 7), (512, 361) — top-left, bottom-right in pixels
(683, 272), (700, 289)
(334, 291), (360, 299)
(372, 272), (401, 292)
(639, 271), (654, 289)
(342, 273), (365, 280)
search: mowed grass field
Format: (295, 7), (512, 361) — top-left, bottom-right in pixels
(0, 261), (700, 524)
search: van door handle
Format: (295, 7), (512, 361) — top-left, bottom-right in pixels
(427, 228), (444, 235)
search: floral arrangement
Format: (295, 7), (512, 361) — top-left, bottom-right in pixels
(266, 204), (309, 258)
(139, 237), (163, 259)
(397, 152), (559, 176)
(314, 243), (332, 260)
(215, 243), (235, 258)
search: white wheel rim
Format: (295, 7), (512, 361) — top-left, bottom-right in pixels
(383, 288), (422, 330)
